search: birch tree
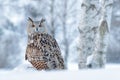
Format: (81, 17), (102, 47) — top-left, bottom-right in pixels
(89, 0), (113, 68)
(78, 0), (100, 68)
(62, 0), (69, 68)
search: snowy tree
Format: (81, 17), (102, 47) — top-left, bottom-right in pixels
(78, 0), (100, 68)
(90, 0), (113, 68)
(78, 0), (113, 68)
(107, 0), (120, 63)
(60, 0), (69, 68)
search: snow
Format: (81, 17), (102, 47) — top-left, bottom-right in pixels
(86, 54), (94, 66)
(0, 64), (120, 80)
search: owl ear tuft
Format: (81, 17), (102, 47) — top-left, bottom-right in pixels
(28, 17), (33, 22)
(40, 18), (45, 23)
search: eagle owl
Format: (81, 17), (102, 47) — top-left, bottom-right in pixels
(25, 17), (64, 70)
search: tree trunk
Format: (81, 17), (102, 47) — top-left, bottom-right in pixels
(78, 0), (100, 69)
(90, 0), (113, 68)
(50, 0), (55, 37)
(62, 0), (69, 68)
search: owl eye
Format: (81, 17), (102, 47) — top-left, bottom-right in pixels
(39, 25), (42, 27)
(32, 24), (35, 27)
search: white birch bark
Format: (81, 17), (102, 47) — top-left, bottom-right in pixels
(78, 0), (100, 68)
(90, 0), (113, 68)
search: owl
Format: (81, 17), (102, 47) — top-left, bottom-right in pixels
(25, 17), (65, 70)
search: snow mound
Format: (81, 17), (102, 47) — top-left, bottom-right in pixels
(0, 64), (120, 80)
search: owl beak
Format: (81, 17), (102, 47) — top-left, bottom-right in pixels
(36, 28), (39, 32)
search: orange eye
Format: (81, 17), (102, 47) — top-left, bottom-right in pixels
(32, 24), (35, 27)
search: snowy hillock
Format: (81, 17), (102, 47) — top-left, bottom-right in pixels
(0, 64), (120, 80)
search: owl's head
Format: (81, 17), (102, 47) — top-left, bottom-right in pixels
(27, 17), (47, 35)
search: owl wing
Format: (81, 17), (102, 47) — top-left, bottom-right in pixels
(25, 46), (29, 60)
(41, 33), (64, 69)
(25, 45), (32, 60)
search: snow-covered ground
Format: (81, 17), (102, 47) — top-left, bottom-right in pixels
(0, 63), (120, 80)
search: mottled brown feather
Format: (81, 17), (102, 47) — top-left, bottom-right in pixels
(25, 33), (64, 70)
